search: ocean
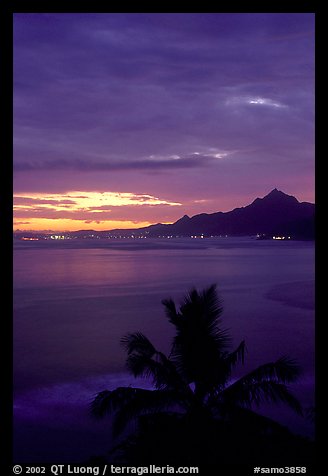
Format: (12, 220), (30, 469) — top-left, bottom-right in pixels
(13, 237), (315, 462)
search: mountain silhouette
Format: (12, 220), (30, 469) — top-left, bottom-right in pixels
(13, 189), (315, 240)
(133, 189), (314, 239)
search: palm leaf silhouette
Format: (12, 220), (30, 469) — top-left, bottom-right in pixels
(91, 285), (303, 440)
(91, 386), (189, 436)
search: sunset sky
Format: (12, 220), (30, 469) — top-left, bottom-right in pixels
(13, 13), (315, 232)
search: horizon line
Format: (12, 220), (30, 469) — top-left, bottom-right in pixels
(13, 188), (315, 235)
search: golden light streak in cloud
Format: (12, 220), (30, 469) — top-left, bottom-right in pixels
(14, 190), (181, 209)
(13, 190), (181, 232)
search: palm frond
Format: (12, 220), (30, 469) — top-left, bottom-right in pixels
(239, 357), (302, 385)
(90, 385), (187, 435)
(121, 332), (157, 357)
(200, 284), (224, 326)
(180, 284), (223, 326)
(161, 298), (180, 327)
(127, 349), (188, 391)
(90, 387), (148, 419)
(164, 285), (231, 387)
(121, 331), (162, 381)
(170, 328), (230, 383)
(222, 340), (246, 372)
(121, 332), (191, 395)
(112, 388), (184, 436)
(179, 285), (230, 351)
(221, 357), (303, 415)
(200, 340), (247, 390)
(90, 390), (113, 419)
(222, 379), (303, 415)
(152, 352), (192, 393)
(162, 285), (224, 333)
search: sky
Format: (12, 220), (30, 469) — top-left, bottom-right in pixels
(13, 13), (315, 232)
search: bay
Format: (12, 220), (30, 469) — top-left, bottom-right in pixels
(13, 237), (315, 462)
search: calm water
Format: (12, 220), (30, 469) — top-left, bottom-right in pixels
(13, 237), (315, 462)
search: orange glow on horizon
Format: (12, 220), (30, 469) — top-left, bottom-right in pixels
(13, 190), (181, 232)
(13, 218), (154, 233)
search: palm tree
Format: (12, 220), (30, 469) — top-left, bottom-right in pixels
(91, 284), (302, 442)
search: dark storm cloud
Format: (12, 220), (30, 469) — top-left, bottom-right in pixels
(13, 153), (222, 172)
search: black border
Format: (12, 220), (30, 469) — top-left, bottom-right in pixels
(1, 1), (14, 472)
(3, 2), (318, 474)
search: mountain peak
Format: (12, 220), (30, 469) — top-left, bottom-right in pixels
(254, 189), (298, 204)
(248, 189), (299, 210)
(267, 188), (283, 196)
(175, 214), (190, 225)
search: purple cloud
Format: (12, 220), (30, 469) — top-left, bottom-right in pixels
(13, 153), (228, 172)
(13, 13), (315, 227)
